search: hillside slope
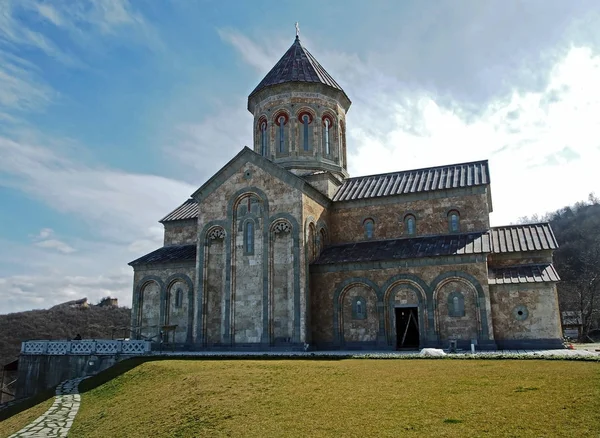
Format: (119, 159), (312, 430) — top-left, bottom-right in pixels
(0, 303), (131, 366)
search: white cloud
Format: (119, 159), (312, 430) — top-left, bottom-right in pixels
(34, 239), (76, 254)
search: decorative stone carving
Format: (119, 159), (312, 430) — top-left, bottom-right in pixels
(272, 220), (291, 234)
(207, 227), (226, 240)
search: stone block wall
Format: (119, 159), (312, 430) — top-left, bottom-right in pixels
(163, 219), (197, 246)
(329, 189), (491, 244)
(490, 283), (563, 348)
(309, 258), (493, 349)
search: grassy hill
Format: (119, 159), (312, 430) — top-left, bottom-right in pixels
(57, 359), (600, 437)
(0, 300), (131, 366)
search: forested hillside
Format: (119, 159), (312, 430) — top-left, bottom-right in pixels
(518, 194), (600, 339)
(0, 301), (131, 366)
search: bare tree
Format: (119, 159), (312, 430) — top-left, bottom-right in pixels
(558, 234), (600, 340)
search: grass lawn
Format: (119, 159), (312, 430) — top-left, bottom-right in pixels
(0, 398), (53, 437)
(70, 359), (600, 437)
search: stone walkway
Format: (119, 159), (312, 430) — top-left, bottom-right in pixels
(9, 377), (87, 438)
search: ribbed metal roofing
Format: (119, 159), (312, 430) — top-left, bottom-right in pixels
(332, 160), (490, 202)
(160, 199), (198, 223)
(313, 223), (557, 265)
(128, 244), (196, 266)
(249, 36), (345, 97)
(489, 223), (558, 253)
(488, 264), (560, 284)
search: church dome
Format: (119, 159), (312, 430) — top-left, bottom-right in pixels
(247, 30), (351, 185)
(248, 35), (350, 105)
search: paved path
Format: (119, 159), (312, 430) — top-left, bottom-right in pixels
(9, 377), (87, 438)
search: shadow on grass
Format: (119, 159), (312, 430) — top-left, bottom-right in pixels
(0, 387), (55, 422)
(77, 354), (348, 395)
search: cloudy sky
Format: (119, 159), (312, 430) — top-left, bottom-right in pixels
(1, 0), (600, 314)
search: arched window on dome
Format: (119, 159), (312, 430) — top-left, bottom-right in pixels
(260, 121), (267, 156)
(275, 114), (288, 154)
(323, 116), (332, 156)
(298, 112), (312, 152)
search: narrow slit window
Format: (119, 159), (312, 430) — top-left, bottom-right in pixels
(364, 219), (374, 239)
(405, 215), (416, 236)
(449, 211), (460, 233)
(245, 221), (255, 254)
(356, 300), (362, 316)
(175, 288), (183, 308)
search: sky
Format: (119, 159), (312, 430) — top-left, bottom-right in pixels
(1, 0), (600, 314)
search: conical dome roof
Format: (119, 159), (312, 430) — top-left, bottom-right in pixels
(249, 36), (348, 99)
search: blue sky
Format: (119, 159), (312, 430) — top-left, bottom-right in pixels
(1, 0), (600, 313)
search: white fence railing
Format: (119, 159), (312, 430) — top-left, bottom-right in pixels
(21, 340), (151, 356)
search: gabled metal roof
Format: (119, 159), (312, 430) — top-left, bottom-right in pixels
(159, 199), (198, 223)
(488, 264), (560, 284)
(488, 223), (558, 253)
(332, 160), (490, 202)
(249, 36), (346, 98)
(313, 223), (558, 266)
(128, 244), (196, 266)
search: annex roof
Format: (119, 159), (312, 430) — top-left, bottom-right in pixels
(313, 223), (557, 266)
(488, 264), (560, 285)
(332, 160), (490, 202)
(160, 199), (198, 223)
(128, 244), (196, 266)
(249, 36), (347, 99)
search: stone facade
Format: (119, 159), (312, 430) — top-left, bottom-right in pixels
(128, 34), (563, 351)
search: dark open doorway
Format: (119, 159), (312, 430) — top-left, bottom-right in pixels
(395, 307), (419, 350)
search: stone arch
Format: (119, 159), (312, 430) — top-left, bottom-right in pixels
(134, 276), (164, 341)
(197, 220), (228, 345)
(337, 281), (380, 345)
(381, 274), (429, 347)
(332, 278), (381, 345)
(269, 213), (301, 343)
(273, 109), (291, 154)
(164, 274), (194, 344)
(430, 271), (490, 341)
(229, 188), (270, 345)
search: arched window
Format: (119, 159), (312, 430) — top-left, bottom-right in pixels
(323, 117), (331, 155)
(353, 296), (367, 319)
(175, 288), (183, 308)
(260, 121), (267, 156)
(404, 214), (416, 236)
(448, 291), (465, 317)
(364, 218), (374, 239)
(302, 114), (311, 151)
(244, 220), (255, 255)
(276, 115), (287, 153)
(448, 210), (460, 233)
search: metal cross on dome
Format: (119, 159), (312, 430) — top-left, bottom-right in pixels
(295, 22), (300, 38)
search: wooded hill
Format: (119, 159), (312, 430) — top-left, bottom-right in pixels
(518, 193), (600, 340)
(0, 299), (131, 367)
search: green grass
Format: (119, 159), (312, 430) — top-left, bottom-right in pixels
(0, 398), (53, 437)
(70, 359), (600, 437)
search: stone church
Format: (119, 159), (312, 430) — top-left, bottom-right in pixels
(129, 33), (563, 351)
